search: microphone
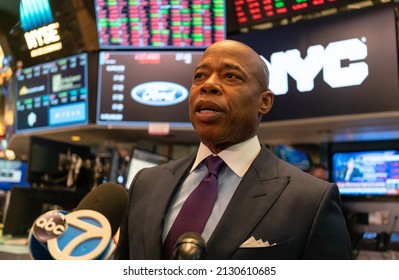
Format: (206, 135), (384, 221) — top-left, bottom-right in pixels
(172, 232), (207, 260)
(28, 182), (129, 260)
(75, 182), (129, 237)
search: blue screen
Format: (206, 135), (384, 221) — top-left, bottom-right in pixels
(273, 145), (310, 171)
(332, 150), (399, 196)
(0, 160), (31, 190)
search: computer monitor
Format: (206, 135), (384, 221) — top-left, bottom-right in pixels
(0, 159), (31, 191)
(14, 53), (89, 133)
(96, 50), (203, 127)
(28, 136), (93, 189)
(331, 150), (399, 197)
(273, 144), (311, 171)
(124, 148), (169, 190)
(329, 140), (399, 199)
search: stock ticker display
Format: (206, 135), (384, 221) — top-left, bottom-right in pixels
(233, 0), (360, 27)
(15, 53), (89, 132)
(95, 0), (226, 48)
(96, 51), (203, 126)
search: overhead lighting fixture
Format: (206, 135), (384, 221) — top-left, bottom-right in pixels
(70, 135), (81, 142)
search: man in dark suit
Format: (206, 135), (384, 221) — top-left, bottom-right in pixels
(114, 40), (352, 260)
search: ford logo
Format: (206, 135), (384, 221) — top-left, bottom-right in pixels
(131, 81), (189, 106)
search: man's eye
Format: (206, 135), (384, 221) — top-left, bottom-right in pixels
(226, 73), (238, 79)
(194, 73), (204, 79)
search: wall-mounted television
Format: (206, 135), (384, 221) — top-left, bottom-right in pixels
(329, 140), (399, 199)
(332, 150), (399, 197)
(233, 0), (361, 28)
(0, 159), (31, 191)
(124, 148), (169, 190)
(96, 50), (203, 127)
(94, 0), (226, 49)
(14, 52), (89, 133)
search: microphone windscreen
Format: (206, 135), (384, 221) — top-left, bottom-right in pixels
(173, 232), (207, 260)
(75, 182), (129, 236)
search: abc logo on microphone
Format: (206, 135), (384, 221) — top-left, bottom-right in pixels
(29, 209), (115, 260)
(32, 210), (67, 242)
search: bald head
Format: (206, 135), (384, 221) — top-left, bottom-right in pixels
(203, 40), (270, 91)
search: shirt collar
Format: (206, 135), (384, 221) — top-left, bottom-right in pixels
(190, 135), (261, 177)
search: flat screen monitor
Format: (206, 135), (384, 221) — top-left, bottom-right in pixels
(0, 160), (31, 191)
(96, 50), (203, 126)
(124, 148), (169, 190)
(28, 136), (93, 189)
(233, 0), (361, 27)
(331, 150), (399, 197)
(230, 3), (399, 122)
(273, 144), (310, 171)
(94, 0), (226, 49)
(14, 52), (89, 133)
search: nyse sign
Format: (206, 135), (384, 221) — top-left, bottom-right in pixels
(24, 22), (62, 58)
(265, 38), (369, 95)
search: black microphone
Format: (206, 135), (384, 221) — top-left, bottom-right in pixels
(75, 182), (129, 236)
(28, 182), (129, 260)
(172, 232), (207, 260)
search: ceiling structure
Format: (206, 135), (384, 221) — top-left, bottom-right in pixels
(1, 0), (399, 161)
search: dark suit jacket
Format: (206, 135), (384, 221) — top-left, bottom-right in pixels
(114, 145), (352, 259)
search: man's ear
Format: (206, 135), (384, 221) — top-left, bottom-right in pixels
(259, 90), (274, 115)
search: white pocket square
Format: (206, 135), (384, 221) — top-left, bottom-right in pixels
(239, 236), (276, 248)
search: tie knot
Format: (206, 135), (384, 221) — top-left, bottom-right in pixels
(205, 155), (225, 177)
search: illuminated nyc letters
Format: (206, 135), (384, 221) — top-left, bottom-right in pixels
(265, 38), (369, 95)
(24, 22), (62, 58)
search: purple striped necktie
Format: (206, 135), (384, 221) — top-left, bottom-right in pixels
(163, 155), (225, 259)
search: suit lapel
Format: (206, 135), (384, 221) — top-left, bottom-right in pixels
(143, 153), (195, 259)
(207, 146), (290, 259)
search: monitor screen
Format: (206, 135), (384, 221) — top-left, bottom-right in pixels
(273, 144), (310, 171)
(230, 3), (399, 122)
(233, 0), (361, 28)
(14, 52), (89, 133)
(96, 50), (203, 126)
(332, 150), (399, 197)
(124, 148), (169, 190)
(28, 136), (93, 189)
(95, 0), (226, 49)
(0, 160), (31, 191)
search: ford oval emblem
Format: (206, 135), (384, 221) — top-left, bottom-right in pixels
(130, 81), (189, 106)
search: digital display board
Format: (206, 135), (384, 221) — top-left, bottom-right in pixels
(95, 0), (226, 48)
(15, 53), (89, 133)
(233, 0), (361, 27)
(230, 3), (399, 121)
(7, 0), (95, 68)
(0, 160), (30, 191)
(332, 150), (399, 197)
(97, 51), (203, 126)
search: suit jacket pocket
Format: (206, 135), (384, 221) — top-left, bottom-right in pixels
(232, 238), (295, 260)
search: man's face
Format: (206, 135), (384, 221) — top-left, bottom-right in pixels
(189, 41), (273, 152)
